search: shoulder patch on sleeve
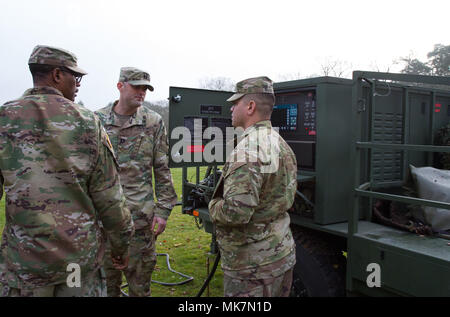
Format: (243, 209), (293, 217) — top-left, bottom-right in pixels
(100, 126), (119, 168)
(101, 128), (114, 153)
(105, 132), (113, 152)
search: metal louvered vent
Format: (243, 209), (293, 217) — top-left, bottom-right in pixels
(371, 111), (404, 183)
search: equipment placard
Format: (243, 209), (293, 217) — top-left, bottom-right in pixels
(200, 105), (222, 115)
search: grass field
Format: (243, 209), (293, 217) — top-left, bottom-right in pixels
(0, 167), (224, 297)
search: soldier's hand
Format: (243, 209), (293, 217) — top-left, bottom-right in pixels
(112, 254), (129, 270)
(151, 216), (167, 237)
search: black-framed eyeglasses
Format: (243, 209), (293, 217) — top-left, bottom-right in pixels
(60, 67), (83, 84)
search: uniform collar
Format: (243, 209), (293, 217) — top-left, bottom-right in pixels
(106, 100), (147, 127)
(242, 120), (272, 138)
(23, 86), (64, 97)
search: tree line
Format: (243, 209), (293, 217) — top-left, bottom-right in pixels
(103, 43), (448, 127)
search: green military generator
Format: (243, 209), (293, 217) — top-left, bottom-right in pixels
(168, 71), (450, 296)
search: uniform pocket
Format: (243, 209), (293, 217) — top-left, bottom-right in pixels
(132, 132), (154, 163)
(129, 134), (144, 160)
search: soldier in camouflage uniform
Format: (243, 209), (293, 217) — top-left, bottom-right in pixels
(209, 76), (298, 297)
(0, 45), (134, 297)
(96, 67), (177, 297)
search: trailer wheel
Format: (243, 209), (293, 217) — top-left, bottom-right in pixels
(290, 227), (346, 297)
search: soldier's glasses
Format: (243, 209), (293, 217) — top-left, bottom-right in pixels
(60, 67), (83, 84)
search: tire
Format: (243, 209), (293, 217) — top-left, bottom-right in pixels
(290, 226), (346, 297)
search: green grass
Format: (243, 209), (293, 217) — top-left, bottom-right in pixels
(0, 167), (223, 297)
(151, 167), (223, 297)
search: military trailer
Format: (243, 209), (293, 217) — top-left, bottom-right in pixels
(168, 71), (450, 296)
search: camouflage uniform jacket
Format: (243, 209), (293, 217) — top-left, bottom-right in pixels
(209, 120), (297, 277)
(0, 87), (133, 289)
(96, 103), (177, 230)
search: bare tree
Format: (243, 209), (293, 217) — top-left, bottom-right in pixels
(143, 100), (169, 128)
(152, 99), (169, 107)
(277, 71), (306, 81)
(368, 60), (393, 73)
(198, 76), (235, 91)
(319, 58), (352, 78)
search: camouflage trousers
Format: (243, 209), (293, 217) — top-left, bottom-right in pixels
(104, 229), (156, 297)
(1, 268), (107, 297)
(223, 268), (293, 297)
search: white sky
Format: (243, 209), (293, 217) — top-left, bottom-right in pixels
(0, 0), (448, 110)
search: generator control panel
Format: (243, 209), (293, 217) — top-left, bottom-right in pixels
(168, 86), (318, 171)
(272, 104), (298, 131)
(272, 89), (316, 170)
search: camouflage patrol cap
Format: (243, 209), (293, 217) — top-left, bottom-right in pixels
(227, 76), (274, 102)
(119, 67), (154, 91)
(28, 45), (87, 75)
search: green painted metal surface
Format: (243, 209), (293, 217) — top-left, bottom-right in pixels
(349, 71), (450, 296)
(168, 71), (450, 297)
(275, 77), (354, 225)
(168, 87), (233, 168)
(351, 228), (450, 296)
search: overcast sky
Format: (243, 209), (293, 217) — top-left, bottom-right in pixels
(0, 0), (448, 110)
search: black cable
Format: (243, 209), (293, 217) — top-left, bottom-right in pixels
(196, 251), (221, 297)
(119, 252), (194, 296)
(194, 167), (221, 297)
(153, 253), (194, 286)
